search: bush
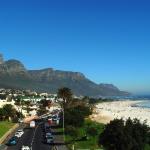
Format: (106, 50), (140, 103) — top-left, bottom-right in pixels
(59, 106), (86, 127)
(65, 125), (79, 139)
(64, 108), (85, 127)
(86, 126), (98, 137)
(75, 105), (92, 117)
(99, 118), (150, 150)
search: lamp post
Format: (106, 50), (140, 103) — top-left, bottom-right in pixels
(63, 108), (65, 142)
(62, 98), (66, 142)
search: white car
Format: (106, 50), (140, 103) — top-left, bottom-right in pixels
(15, 132), (22, 138)
(15, 130), (24, 138)
(18, 118), (24, 123)
(21, 146), (30, 150)
(17, 129), (24, 134)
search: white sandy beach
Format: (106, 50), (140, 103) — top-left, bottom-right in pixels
(90, 100), (150, 126)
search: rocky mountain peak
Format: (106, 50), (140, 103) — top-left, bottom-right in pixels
(4, 59), (27, 73)
(99, 83), (119, 91)
(0, 55), (130, 96)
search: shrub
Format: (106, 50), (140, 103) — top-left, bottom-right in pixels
(86, 126), (98, 137)
(99, 118), (150, 150)
(65, 125), (79, 139)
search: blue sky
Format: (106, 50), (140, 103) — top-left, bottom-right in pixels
(0, 0), (150, 94)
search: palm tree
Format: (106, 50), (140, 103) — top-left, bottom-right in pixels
(57, 87), (73, 142)
(57, 87), (73, 109)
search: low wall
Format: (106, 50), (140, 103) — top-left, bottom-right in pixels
(0, 123), (19, 144)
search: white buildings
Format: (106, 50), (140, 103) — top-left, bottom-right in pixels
(0, 99), (15, 108)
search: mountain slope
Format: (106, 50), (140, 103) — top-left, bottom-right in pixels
(0, 58), (130, 97)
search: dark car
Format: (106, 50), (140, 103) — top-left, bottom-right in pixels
(46, 136), (54, 144)
(6, 136), (18, 146)
(43, 135), (54, 144)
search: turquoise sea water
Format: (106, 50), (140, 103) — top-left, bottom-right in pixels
(135, 100), (150, 108)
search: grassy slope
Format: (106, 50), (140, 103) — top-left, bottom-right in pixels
(0, 121), (15, 138)
(65, 119), (105, 150)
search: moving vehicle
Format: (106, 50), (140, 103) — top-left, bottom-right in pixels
(15, 129), (24, 138)
(6, 137), (18, 146)
(17, 129), (24, 135)
(15, 132), (22, 138)
(17, 129), (24, 133)
(30, 121), (36, 128)
(18, 118), (23, 123)
(21, 146), (30, 150)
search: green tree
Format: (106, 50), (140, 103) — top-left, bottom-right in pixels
(60, 107), (84, 127)
(65, 125), (79, 140)
(99, 118), (150, 150)
(15, 97), (22, 106)
(86, 126), (98, 137)
(40, 99), (48, 107)
(0, 108), (5, 120)
(37, 106), (48, 116)
(75, 105), (92, 117)
(24, 101), (31, 113)
(3, 104), (16, 121)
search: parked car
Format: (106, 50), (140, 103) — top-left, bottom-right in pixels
(46, 136), (54, 144)
(21, 145), (30, 150)
(44, 128), (52, 133)
(52, 115), (60, 124)
(45, 132), (52, 138)
(6, 136), (18, 146)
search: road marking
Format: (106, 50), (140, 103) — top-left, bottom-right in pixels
(30, 123), (42, 150)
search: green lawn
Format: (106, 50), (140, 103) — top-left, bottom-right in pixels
(145, 144), (150, 150)
(65, 119), (105, 150)
(0, 121), (15, 138)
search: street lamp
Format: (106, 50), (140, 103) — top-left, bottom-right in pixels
(63, 108), (65, 142)
(62, 98), (66, 143)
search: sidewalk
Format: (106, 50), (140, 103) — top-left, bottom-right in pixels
(0, 144), (7, 150)
(51, 125), (68, 150)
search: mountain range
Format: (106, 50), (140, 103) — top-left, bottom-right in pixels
(0, 54), (130, 97)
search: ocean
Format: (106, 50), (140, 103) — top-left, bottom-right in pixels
(135, 100), (150, 108)
(112, 95), (150, 109)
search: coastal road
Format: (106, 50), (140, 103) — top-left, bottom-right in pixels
(6, 120), (68, 150)
(7, 127), (34, 150)
(7, 123), (52, 150)
(32, 123), (52, 150)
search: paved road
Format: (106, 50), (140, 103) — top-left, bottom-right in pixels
(6, 121), (68, 150)
(6, 123), (52, 150)
(32, 123), (52, 150)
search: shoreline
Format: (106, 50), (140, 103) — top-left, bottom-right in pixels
(90, 100), (150, 126)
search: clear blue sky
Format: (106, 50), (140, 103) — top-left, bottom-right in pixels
(0, 0), (150, 94)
